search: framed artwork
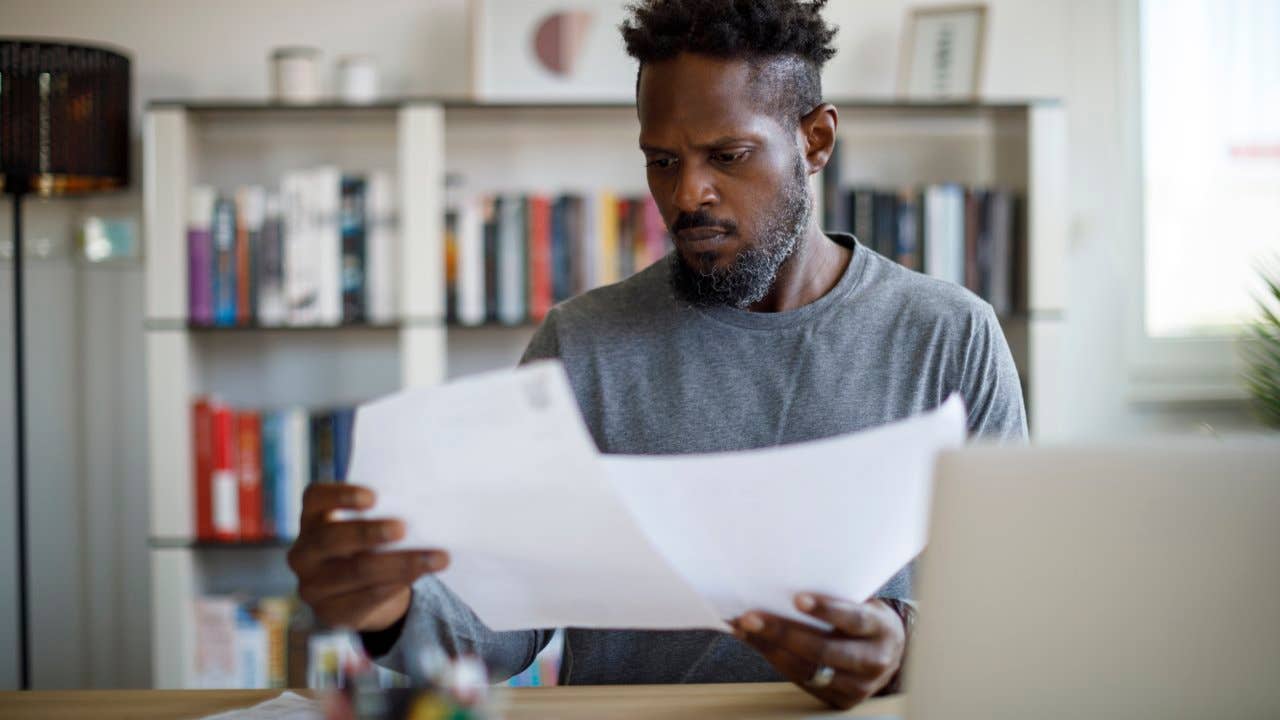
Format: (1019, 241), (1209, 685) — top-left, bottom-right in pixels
(471, 0), (636, 102)
(898, 4), (988, 101)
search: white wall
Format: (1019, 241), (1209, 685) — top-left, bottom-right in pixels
(0, 0), (1257, 690)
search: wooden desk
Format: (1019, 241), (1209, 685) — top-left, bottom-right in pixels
(0, 683), (905, 719)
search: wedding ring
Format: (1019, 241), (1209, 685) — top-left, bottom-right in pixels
(806, 664), (836, 689)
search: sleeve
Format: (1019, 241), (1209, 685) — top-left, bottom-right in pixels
(366, 309), (566, 681)
(366, 576), (554, 682)
(961, 303), (1028, 442)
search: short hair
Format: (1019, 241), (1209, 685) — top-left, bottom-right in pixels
(620, 0), (838, 126)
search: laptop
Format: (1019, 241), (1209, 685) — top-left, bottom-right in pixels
(906, 442), (1280, 719)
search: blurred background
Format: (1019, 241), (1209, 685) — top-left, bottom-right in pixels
(0, 0), (1276, 692)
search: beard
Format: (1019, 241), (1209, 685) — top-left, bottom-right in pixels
(668, 155), (812, 309)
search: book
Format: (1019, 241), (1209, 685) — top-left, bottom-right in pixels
(210, 402), (240, 541)
(313, 167), (344, 326)
(192, 398), (214, 540)
(188, 186), (216, 325)
(551, 196), (571, 303)
(212, 196), (238, 327)
(364, 171), (397, 324)
(332, 408), (355, 483)
(256, 193), (288, 326)
(872, 192), (899, 259)
(482, 196), (499, 323)
(895, 188), (922, 271)
(339, 175), (367, 323)
(987, 190), (1015, 316)
(528, 195), (553, 322)
(281, 407), (310, 539)
(194, 597), (239, 688)
(283, 171), (319, 325)
(310, 411), (337, 485)
(235, 603), (269, 689)
(235, 186), (266, 325)
(444, 207), (459, 322)
(259, 411), (283, 539)
(236, 411), (264, 541)
(597, 191), (620, 286)
(456, 197), (486, 326)
(497, 195), (527, 326)
(256, 597), (292, 689)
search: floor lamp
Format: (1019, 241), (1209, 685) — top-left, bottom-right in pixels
(0, 39), (131, 690)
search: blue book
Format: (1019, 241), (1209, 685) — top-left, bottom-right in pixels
(259, 411), (291, 539)
(339, 176), (367, 323)
(211, 196), (238, 326)
(310, 412), (336, 485)
(551, 196), (571, 303)
(332, 408), (355, 483)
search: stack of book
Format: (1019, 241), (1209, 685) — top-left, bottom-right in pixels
(445, 192), (668, 326)
(190, 398), (356, 543)
(823, 183), (1022, 317)
(187, 169), (397, 328)
(193, 595), (294, 688)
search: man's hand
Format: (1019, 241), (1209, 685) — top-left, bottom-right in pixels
(288, 484), (450, 632)
(732, 594), (906, 710)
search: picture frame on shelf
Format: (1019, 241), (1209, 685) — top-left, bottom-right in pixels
(898, 4), (988, 101)
(470, 0), (636, 102)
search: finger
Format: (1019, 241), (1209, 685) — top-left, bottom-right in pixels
(300, 484), (376, 530)
(795, 594), (887, 639)
(735, 627), (874, 711)
(311, 583), (407, 630)
(300, 550), (449, 603)
(288, 519), (405, 576)
(737, 611), (891, 677)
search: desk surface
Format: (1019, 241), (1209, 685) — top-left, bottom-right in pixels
(0, 683), (904, 719)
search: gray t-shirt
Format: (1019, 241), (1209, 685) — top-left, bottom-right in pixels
(372, 233), (1027, 685)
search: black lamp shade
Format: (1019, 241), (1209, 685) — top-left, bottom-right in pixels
(1, 39), (131, 196)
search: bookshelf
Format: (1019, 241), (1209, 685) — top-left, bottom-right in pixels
(143, 97), (1065, 689)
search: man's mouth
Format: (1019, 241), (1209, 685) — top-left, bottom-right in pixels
(675, 227), (731, 246)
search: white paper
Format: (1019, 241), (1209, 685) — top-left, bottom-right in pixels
(200, 691), (321, 720)
(349, 361), (965, 632)
(605, 395), (966, 626)
(347, 361), (725, 631)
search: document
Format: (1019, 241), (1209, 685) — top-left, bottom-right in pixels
(348, 361), (965, 631)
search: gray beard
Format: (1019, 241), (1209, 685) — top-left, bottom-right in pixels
(668, 158), (811, 309)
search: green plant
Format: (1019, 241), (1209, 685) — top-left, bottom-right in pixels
(1243, 261), (1280, 428)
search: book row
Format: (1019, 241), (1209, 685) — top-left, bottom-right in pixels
(194, 595), (371, 689)
(191, 399), (355, 543)
(445, 192), (668, 326)
(186, 169), (397, 328)
(823, 183), (1023, 317)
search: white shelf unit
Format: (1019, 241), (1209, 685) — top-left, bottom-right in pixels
(143, 98), (1066, 689)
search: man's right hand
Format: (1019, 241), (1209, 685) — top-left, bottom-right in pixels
(288, 484), (450, 632)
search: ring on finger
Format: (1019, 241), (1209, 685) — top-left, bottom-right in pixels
(805, 664), (836, 689)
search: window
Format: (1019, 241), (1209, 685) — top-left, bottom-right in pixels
(1140, 0), (1280, 338)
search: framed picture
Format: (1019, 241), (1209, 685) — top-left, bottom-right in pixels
(898, 4), (988, 101)
(470, 0), (636, 103)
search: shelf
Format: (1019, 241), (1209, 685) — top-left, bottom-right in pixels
(150, 537), (294, 550)
(148, 96), (1061, 113)
(143, 318), (539, 332)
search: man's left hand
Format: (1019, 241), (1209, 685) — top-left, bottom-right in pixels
(732, 594), (906, 710)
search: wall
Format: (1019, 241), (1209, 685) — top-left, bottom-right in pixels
(0, 0), (1257, 691)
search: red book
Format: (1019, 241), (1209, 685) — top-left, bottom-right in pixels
(209, 402), (240, 542)
(528, 195), (553, 322)
(236, 411), (264, 541)
(192, 398), (214, 541)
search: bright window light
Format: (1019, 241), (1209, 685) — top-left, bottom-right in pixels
(1141, 0), (1280, 338)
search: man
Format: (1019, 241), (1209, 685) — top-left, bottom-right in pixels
(288, 0), (1025, 710)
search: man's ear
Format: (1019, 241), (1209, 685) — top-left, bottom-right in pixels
(798, 103), (839, 175)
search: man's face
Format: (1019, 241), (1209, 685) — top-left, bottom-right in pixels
(638, 53), (813, 308)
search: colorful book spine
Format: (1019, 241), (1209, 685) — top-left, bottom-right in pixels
(282, 407), (310, 538)
(256, 193), (288, 326)
(497, 195), (528, 325)
(282, 171), (318, 325)
(339, 175), (367, 323)
(456, 197), (486, 326)
(192, 398), (214, 541)
(332, 408), (355, 483)
(235, 186), (264, 326)
(210, 402), (240, 541)
(188, 186), (216, 325)
(551, 196), (571, 303)
(256, 598), (292, 689)
(212, 196), (238, 327)
(482, 196), (499, 323)
(528, 195), (553, 322)
(314, 167), (344, 326)
(597, 191), (620, 286)
(259, 411), (282, 539)
(310, 412), (337, 485)
(236, 411), (264, 541)
(895, 188), (921, 271)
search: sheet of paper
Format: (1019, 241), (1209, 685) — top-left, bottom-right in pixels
(200, 691), (321, 720)
(347, 361), (725, 631)
(605, 396), (966, 626)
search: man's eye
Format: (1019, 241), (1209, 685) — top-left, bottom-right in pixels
(646, 157), (677, 169)
(713, 150), (749, 164)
